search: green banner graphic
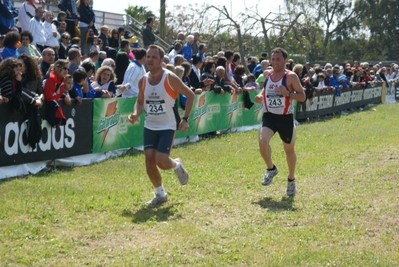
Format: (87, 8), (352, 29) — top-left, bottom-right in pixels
(93, 98), (143, 153)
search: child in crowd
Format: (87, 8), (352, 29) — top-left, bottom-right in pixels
(71, 68), (87, 98)
(244, 73), (259, 90)
(88, 35), (100, 52)
(62, 74), (73, 105)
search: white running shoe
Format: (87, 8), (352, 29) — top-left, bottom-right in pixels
(174, 158), (189, 185)
(262, 166), (279, 186)
(286, 178), (296, 196)
(147, 193), (168, 206)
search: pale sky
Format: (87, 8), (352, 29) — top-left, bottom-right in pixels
(94, 0), (285, 17)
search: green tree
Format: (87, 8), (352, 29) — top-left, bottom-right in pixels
(284, 0), (356, 61)
(354, 0), (399, 60)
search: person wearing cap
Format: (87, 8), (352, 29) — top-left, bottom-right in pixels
(142, 17), (156, 49)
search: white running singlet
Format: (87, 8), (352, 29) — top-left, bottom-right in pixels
(143, 69), (179, 131)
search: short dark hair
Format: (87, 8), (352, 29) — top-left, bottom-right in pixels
(88, 50), (99, 58)
(120, 39), (130, 49)
(68, 48), (81, 61)
(198, 43), (206, 51)
(233, 65), (245, 76)
(271, 47), (288, 59)
(81, 61), (95, 73)
(3, 31), (20, 47)
(233, 52), (240, 62)
(146, 17), (153, 24)
(192, 55), (203, 65)
(57, 11), (66, 20)
(224, 50), (234, 60)
(20, 30), (33, 43)
(132, 48), (147, 60)
(174, 42), (182, 51)
(73, 68), (87, 83)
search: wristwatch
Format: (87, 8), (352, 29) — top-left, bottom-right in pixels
(182, 117), (189, 122)
(289, 92), (293, 98)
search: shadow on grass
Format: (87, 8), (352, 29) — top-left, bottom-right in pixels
(252, 196), (297, 212)
(121, 203), (180, 224)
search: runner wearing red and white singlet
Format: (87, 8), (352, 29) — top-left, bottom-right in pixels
(254, 47), (306, 196)
(262, 69), (293, 115)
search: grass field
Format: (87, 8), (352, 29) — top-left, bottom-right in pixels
(1, 103), (399, 266)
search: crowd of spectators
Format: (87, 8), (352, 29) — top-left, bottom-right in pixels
(0, 0), (397, 141)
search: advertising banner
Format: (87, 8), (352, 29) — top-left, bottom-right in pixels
(0, 100), (93, 167)
(92, 97), (143, 153)
(296, 86), (382, 120)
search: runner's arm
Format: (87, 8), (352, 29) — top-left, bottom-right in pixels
(287, 72), (306, 102)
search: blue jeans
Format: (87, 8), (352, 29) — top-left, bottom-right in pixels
(80, 26), (89, 56)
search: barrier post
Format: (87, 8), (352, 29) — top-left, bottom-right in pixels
(381, 82), (386, 103)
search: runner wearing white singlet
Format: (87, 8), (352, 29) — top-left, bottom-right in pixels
(128, 45), (195, 206)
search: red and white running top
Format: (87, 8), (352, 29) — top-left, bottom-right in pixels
(262, 70), (293, 115)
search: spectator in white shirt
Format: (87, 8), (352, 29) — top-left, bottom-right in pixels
(43, 11), (60, 55)
(121, 48), (146, 97)
(17, 0), (41, 32)
(168, 42), (182, 65)
(28, 6), (46, 52)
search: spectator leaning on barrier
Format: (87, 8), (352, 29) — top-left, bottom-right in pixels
(0, 57), (43, 149)
(91, 65), (116, 97)
(18, 53), (43, 94)
(0, 57), (43, 108)
(43, 59), (75, 126)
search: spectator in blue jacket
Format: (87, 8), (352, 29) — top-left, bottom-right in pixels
(181, 35), (194, 62)
(330, 68), (348, 96)
(0, 0), (18, 34)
